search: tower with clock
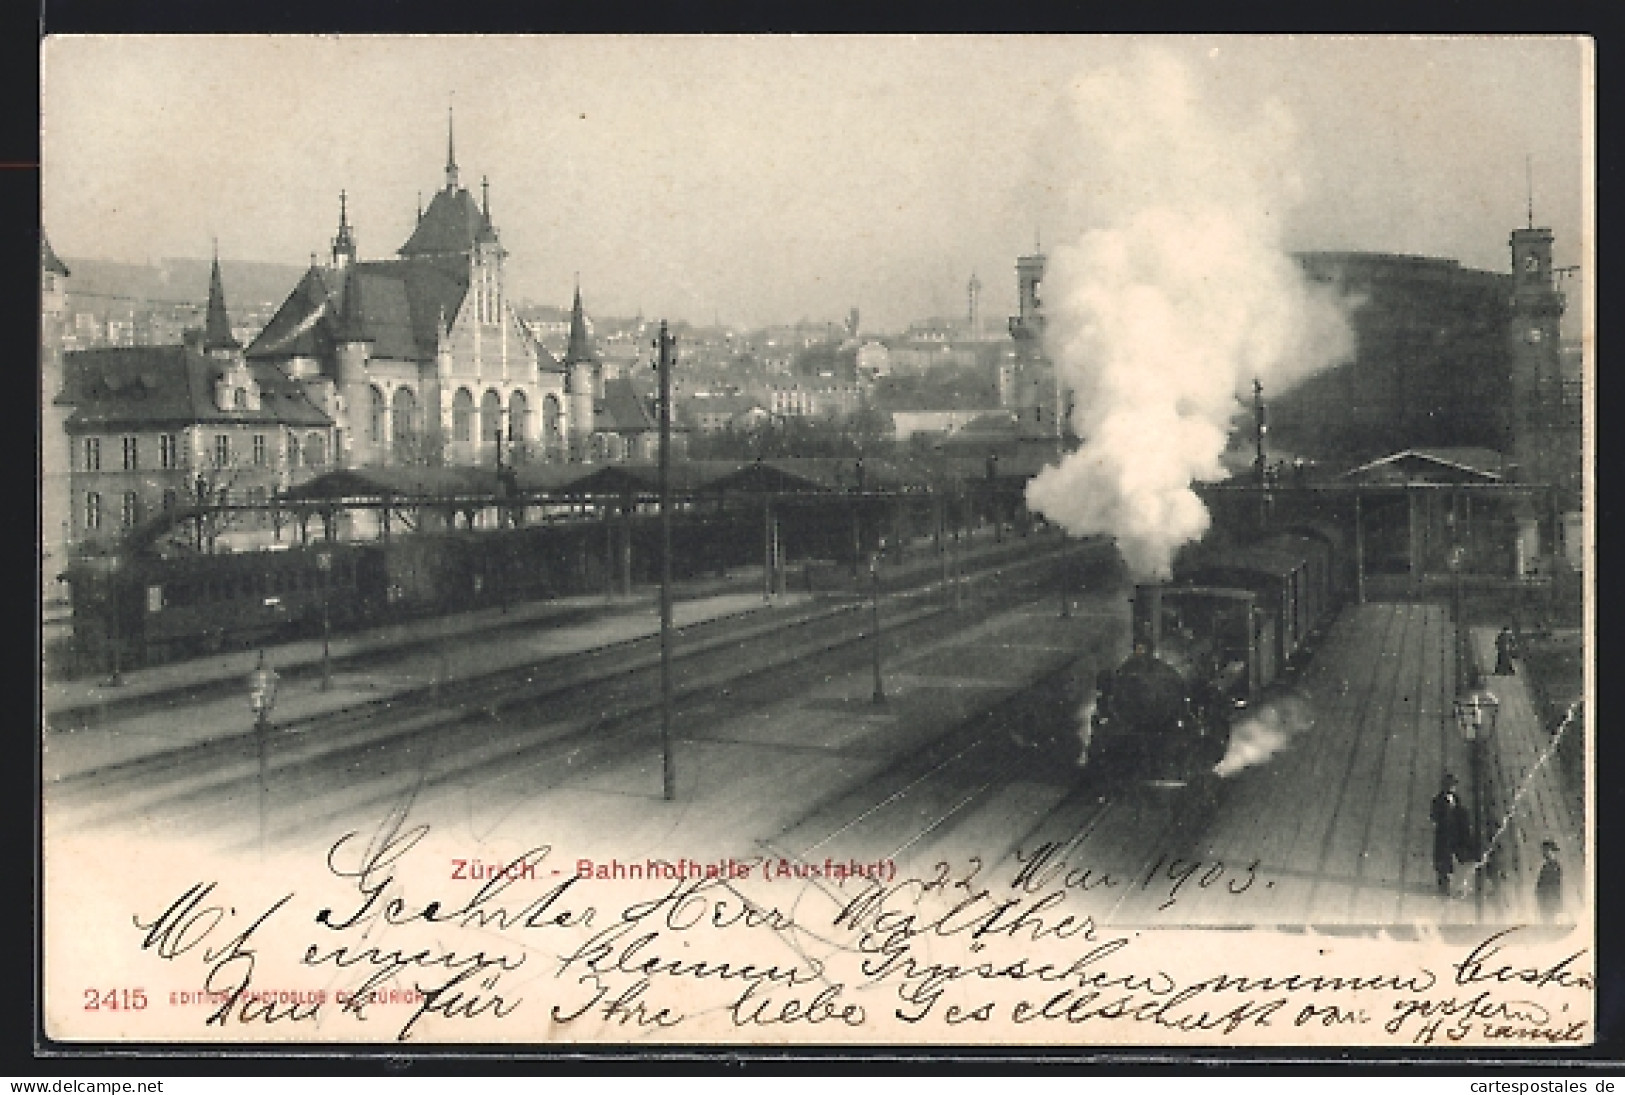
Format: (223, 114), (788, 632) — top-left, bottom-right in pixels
(1507, 225), (1566, 487)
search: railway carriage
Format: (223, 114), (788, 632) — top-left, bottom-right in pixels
(1087, 524), (1347, 781)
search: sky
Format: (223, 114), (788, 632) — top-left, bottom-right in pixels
(41, 35), (1590, 332)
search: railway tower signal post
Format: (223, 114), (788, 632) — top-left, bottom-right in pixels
(655, 321), (677, 801)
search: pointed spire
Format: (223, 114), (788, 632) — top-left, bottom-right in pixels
(1526, 154), (1535, 229)
(445, 102), (459, 191)
(331, 189), (357, 267)
(417, 191), (423, 221)
(481, 175), (490, 219)
(203, 248), (240, 352)
(565, 283), (598, 365)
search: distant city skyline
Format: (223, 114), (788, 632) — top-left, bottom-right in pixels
(43, 36), (1589, 332)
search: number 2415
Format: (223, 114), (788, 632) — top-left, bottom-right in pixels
(84, 988), (148, 1010)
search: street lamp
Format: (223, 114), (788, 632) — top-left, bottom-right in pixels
(315, 549), (333, 691)
(1453, 689), (1500, 908)
(248, 651), (280, 856)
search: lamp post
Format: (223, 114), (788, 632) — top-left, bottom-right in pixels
(870, 546), (885, 704)
(1454, 689), (1500, 912)
(316, 549), (333, 691)
(248, 651), (280, 856)
(1449, 544), (1466, 695)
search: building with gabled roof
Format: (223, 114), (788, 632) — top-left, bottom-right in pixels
(55, 256), (336, 551)
(246, 113), (571, 471)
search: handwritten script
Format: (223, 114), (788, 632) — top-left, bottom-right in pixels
(119, 811), (1593, 1044)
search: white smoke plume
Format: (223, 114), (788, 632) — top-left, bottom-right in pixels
(1025, 49), (1353, 577)
(1213, 694), (1314, 778)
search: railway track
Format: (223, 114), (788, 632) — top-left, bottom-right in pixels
(51, 542), (1114, 845)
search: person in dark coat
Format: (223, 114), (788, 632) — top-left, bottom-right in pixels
(1494, 626), (1517, 675)
(1536, 839), (1564, 922)
(1430, 773), (1473, 895)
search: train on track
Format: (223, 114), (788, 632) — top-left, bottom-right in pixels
(1085, 521), (1347, 781)
(59, 488), (1022, 671)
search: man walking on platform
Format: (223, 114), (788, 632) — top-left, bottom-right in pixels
(1430, 773), (1473, 896)
(1536, 839), (1564, 922)
(1495, 626), (1517, 675)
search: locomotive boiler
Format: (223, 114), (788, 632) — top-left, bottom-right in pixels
(1086, 526), (1344, 781)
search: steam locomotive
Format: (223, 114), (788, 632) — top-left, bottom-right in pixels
(1085, 523), (1345, 781)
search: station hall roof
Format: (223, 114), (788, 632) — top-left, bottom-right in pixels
(1342, 447), (1507, 484)
(277, 452), (1049, 505)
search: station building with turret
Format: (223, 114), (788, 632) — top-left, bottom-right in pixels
(245, 114), (582, 471)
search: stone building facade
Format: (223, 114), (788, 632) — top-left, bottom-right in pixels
(245, 118), (572, 471)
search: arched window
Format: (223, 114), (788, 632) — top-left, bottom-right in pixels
(542, 394), (562, 456)
(368, 386), (387, 446)
(233, 387), (248, 410)
(288, 433), (301, 468)
(305, 431), (325, 467)
(480, 390), (503, 459)
(452, 388), (475, 449)
(392, 387), (419, 463)
(508, 390), (529, 457)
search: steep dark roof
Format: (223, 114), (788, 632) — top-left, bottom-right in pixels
(398, 186), (495, 258)
(41, 231), (69, 277)
(564, 287), (599, 366)
(58, 345), (331, 430)
(247, 259), (468, 363)
(203, 256), (241, 351)
(596, 378), (658, 433)
(245, 265), (341, 359)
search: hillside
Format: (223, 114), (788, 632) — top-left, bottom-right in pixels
(59, 257), (308, 308)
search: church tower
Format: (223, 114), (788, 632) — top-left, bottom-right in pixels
(1508, 224), (1565, 487)
(1006, 242), (1065, 442)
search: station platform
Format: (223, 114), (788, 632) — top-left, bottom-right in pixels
(42, 525), (1077, 783)
(1467, 626), (1585, 924)
(42, 589), (805, 783)
(1169, 601), (1584, 928)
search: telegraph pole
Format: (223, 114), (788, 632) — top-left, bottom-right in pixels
(655, 321), (677, 801)
(1253, 378), (1269, 529)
